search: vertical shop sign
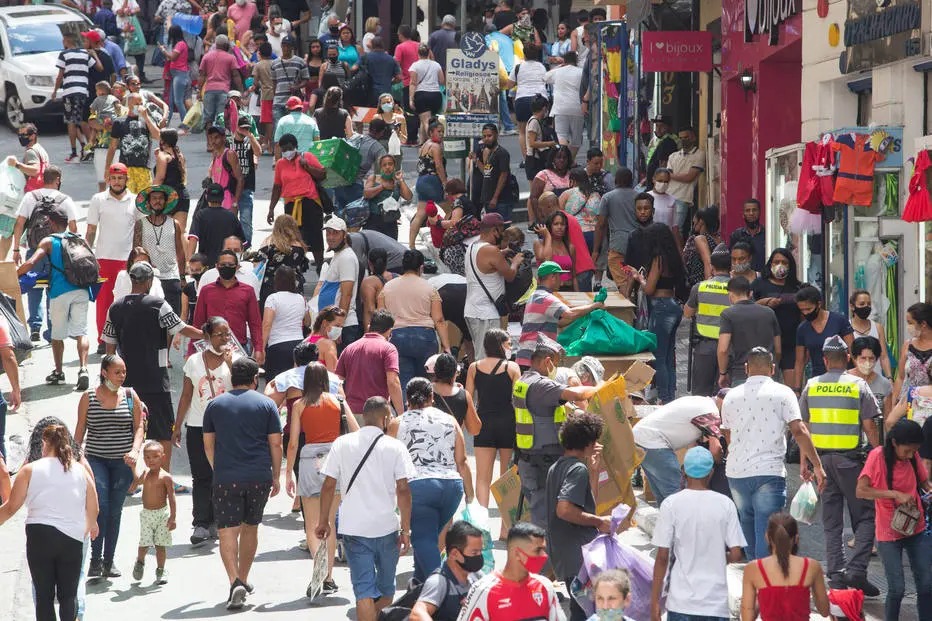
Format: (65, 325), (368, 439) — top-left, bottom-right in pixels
(745, 0), (799, 45)
(444, 49), (500, 137)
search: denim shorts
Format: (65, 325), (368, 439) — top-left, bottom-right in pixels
(416, 174), (444, 203)
(344, 532), (400, 601)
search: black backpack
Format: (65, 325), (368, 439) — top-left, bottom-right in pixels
(25, 191), (64, 250)
(53, 233), (99, 288)
(0, 292), (32, 367)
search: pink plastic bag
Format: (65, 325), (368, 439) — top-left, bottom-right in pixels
(573, 504), (659, 621)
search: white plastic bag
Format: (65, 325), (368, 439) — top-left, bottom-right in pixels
(790, 481), (819, 525)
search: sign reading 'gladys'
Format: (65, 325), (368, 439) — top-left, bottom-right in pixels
(642, 31), (713, 73)
(745, 0), (799, 45)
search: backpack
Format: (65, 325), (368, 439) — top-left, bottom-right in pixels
(25, 191), (63, 250)
(0, 292), (32, 367)
(53, 233), (99, 288)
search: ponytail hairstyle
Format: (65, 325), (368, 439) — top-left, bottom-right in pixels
(368, 248), (388, 276)
(43, 424), (74, 471)
(883, 419), (924, 490)
(765, 512), (799, 578)
(99, 353), (123, 386)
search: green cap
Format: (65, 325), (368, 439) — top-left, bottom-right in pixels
(537, 261), (570, 278)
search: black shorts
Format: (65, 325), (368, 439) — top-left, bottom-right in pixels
(514, 96), (535, 123)
(160, 278), (182, 315)
(213, 481), (272, 529)
(174, 196), (191, 213)
(285, 198), (324, 256)
(474, 420), (516, 449)
(413, 91), (443, 115)
(137, 391), (175, 441)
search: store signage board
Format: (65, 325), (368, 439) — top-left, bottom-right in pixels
(832, 125), (905, 168)
(745, 0), (799, 45)
(642, 31), (713, 72)
(842, 0), (921, 73)
(445, 50), (499, 137)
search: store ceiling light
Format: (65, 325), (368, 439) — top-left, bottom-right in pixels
(739, 69), (756, 93)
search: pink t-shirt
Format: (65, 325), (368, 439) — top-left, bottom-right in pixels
(199, 49), (239, 91)
(335, 333), (400, 412)
(227, 1), (257, 39)
(169, 40), (189, 72)
(394, 40), (420, 87)
(859, 446), (929, 541)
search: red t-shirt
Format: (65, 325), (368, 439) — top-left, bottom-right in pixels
(459, 571), (562, 621)
(859, 446), (929, 541)
(335, 333), (400, 413)
(394, 40), (420, 87)
(273, 152), (322, 201)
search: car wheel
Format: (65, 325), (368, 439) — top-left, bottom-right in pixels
(5, 88), (25, 131)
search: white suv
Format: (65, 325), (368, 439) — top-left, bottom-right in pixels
(0, 5), (93, 129)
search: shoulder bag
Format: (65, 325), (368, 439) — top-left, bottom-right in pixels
(469, 244), (509, 317)
(344, 434), (383, 496)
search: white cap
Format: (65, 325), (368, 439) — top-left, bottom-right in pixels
(424, 354), (440, 374)
(324, 216), (347, 232)
(229, 90), (242, 99)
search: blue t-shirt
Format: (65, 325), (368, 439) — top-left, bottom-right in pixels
(365, 51), (401, 98)
(49, 235), (83, 299)
(203, 389), (282, 483)
(795, 311), (853, 376)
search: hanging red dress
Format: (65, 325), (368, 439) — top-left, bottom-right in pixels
(903, 149), (932, 223)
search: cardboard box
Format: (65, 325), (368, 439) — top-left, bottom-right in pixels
(490, 465), (529, 531)
(556, 291), (635, 325)
(308, 138), (361, 189)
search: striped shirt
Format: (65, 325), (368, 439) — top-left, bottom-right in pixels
(270, 56), (310, 107)
(83, 389), (135, 460)
(55, 48), (96, 98)
(516, 287), (568, 367)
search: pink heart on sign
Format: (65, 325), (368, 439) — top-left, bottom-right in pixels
(655, 42), (664, 49)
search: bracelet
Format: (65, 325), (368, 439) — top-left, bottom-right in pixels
(719, 372), (728, 376)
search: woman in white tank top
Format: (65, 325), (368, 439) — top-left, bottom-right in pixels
(0, 424), (97, 621)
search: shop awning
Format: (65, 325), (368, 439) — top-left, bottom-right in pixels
(913, 59), (932, 72)
(846, 76), (872, 93)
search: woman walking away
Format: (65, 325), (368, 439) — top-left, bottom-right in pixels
(152, 128), (190, 232)
(262, 266), (310, 381)
(740, 513), (830, 621)
(682, 205), (722, 288)
(389, 378), (474, 585)
(408, 44), (444, 145)
(159, 25), (191, 130)
(430, 352), (481, 435)
(285, 362), (359, 597)
(0, 425), (99, 621)
(857, 419), (932, 621)
(75, 354), (144, 580)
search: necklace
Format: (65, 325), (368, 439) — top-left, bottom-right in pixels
(149, 215), (167, 246)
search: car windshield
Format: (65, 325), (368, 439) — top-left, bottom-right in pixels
(7, 20), (85, 56)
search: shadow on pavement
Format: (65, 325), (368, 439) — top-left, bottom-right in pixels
(161, 601), (243, 619)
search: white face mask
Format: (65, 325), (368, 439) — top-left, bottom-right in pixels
(328, 326), (342, 340)
(503, 347), (512, 360)
(103, 378), (120, 392)
(856, 360), (874, 375)
(235, 0), (246, 5)
(547, 360), (558, 380)
(653, 181), (669, 193)
(208, 343), (227, 355)
(908, 324), (921, 339)
(282, 149), (297, 160)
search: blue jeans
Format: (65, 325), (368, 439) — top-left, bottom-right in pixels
(390, 326), (439, 396)
(499, 92), (515, 131)
(576, 270), (594, 292)
(639, 447), (682, 507)
(272, 103), (287, 127)
(344, 532), (400, 601)
(86, 456), (134, 564)
(877, 532), (932, 621)
(334, 182), (364, 216)
(485, 202), (513, 223)
(0, 397), (7, 460)
(238, 189), (254, 245)
(667, 614), (728, 621)
(26, 249), (50, 333)
(409, 477), (464, 582)
(728, 475), (787, 560)
(168, 68), (190, 125)
(202, 90), (228, 130)
(648, 297), (683, 403)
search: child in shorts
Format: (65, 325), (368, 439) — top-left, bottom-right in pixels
(87, 81), (120, 154)
(130, 441), (176, 584)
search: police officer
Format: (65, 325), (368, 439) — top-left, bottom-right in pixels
(799, 335), (880, 596)
(683, 243), (732, 396)
(512, 335), (603, 528)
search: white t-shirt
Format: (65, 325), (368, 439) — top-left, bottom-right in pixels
(510, 60), (548, 100)
(86, 190), (140, 261)
(409, 59), (443, 93)
(198, 263), (261, 298)
(721, 376), (801, 479)
(264, 291), (307, 346)
(265, 19), (293, 57)
(649, 191), (677, 229)
(652, 488), (746, 618)
(667, 147), (706, 203)
(544, 65), (583, 117)
(318, 247), (359, 327)
(631, 395), (718, 450)
(182, 352), (234, 427)
(17, 189), (78, 223)
(320, 426), (417, 538)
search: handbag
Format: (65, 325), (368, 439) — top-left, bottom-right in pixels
(338, 398), (349, 435)
(441, 213), (480, 249)
(468, 243), (509, 317)
(337, 197), (370, 229)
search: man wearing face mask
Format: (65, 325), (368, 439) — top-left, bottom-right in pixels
(716, 276), (780, 388)
(318, 13), (341, 49)
(513, 336), (603, 529)
(648, 168), (680, 243)
(457, 522), (563, 621)
(683, 244), (732, 397)
(409, 520), (485, 621)
(106, 93), (161, 193)
(729, 198), (766, 272)
(196, 237), (260, 297)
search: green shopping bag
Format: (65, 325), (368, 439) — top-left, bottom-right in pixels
(557, 309), (657, 356)
(123, 16), (148, 57)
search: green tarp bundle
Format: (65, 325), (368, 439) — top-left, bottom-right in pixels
(557, 309), (657, 356)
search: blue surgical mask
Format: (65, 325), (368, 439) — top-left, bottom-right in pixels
(381, 103), (394, 112)
(596, 609), (626, 621)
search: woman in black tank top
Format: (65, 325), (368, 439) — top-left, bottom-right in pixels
(153, 128), (190, 229)
(431, 353), (481, 433)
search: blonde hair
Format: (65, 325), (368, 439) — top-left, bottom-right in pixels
(265, 214), (307, 253)
(365, 16), (379, 34)
(593, 569), (631, 598)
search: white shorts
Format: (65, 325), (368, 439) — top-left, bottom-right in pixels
(298, 442), (338, 498)
(139, 505), (172, 548)
(49, 288), (89, 341)
(94, 149), (120, 183)
(554, 115), (585, 148)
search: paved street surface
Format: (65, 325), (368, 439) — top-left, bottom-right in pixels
(0, 122), (919, 620)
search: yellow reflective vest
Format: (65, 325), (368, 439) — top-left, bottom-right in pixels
(513, 375), (566, 451)
(695, 277), (731, 339)
(807, 380), (862, 451)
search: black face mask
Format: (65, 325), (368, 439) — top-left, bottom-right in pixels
(330, 26), (339, 35)
(218, 265), (237, 280)
(329, 57), (338, 64)
(853, 305), (871, 320)
(456, 552), (484, 573)
(18, 135), (31, 147)
(191, 272), (203, 283)
(803, 307), (820, 322)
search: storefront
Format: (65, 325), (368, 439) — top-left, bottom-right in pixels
(719, 0), (802, 234)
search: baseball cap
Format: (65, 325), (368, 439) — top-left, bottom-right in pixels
(128, 261), (155, 282)
(651, 114), (672, 125)
(572, 356), (605, 383)
(538, 261), (570, 278)
(711, 242), (730, 257)
(108, 163), (128, 176)
(94, 28), (107, 39)
(480, 212), (510, 229)
(683, 446), (714, 478)
(822, 334), (848, 353)
(237, 115), (252, 127)
(424, 354), (440, 375)
(205, 183), (225, 203)
(281, 34), (296, 47)
(324, 216), (347, 232)
(206, 125), (226, 136)
(81, 30), (102, 44)
(229, 90), (242, 99)
(285, 96), (303, 111)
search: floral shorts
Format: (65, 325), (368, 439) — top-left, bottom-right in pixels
(213, 481), (272, 529)
(127, 167), (153, 194)
(139, 505), (172, 548)
(63, 94), (88, 125)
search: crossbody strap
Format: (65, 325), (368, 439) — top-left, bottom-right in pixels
(345, 434), (383, 496)
(468, 244), (499, 309)
(202, 352), (217, 399)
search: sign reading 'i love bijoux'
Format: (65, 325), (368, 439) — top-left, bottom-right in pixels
(642, 31), (714, 73)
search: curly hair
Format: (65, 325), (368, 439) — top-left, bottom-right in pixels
(559, 411), (604, 451)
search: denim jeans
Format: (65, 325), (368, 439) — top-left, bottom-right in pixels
(499, 92), (515, 131)
(202, 90), (228, 130)
(409, 477), (464, 582)
(26, 249), (50, 334)
(168, 68), (190, 125)
(877, 532), (932, 621)
(334, 182), (364, 217)
(238, 189), (254, 245)
(639, 447), (682, 507)
(344, 532), (400, 601)
(485, 201), (513, 223)
(272, 103), (287, 127)
(667, 614), (728, 621)
(86, 456), (134, 564)
(576, 270), (594, 292)
(728, 475), (787, 560)
(390, 326), (439, 396)
(648, 297), (683, 403)
(0, 397), (7, 460)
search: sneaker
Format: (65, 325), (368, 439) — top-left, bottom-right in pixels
(208, 524), (219, 540)
(243, 581), (254, 594)
(132, 560), (144, 581)
(87, 559), (103, 579)
(501, 129), (518, 136)
(103, 563), (121, 578)
(227, 580), (248, 609)
(173, 483), (191, 494)
(30, 330), (39, 342)
(45, 369), (65, 385)
(80, 149), (93, 162)
(846, 574), (880, 597)
(76, 368), (89, 391)
(155, 568), (167, 585)
(298, 538), (308, 551)
(190, 525), (211, 546)
(64, 153), (79, 164)
(322, 579), (338, 595)
(96, 343), (106, 355)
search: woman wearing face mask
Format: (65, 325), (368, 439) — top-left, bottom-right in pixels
(792, 286), (854, 392)
(318, 45), (351, 92)
(751, 249), (802, 388)
(849, 337), (893, 432)
(262, 267), (311, 381)
(75, 354), (145, 579)
(264, 6), (292, 57)
(682, 205), (721, 288)
(363, 154), (412, 241)
(112, 247), (165, 301)
(256, 214), (309, 310)
(304, 305), (346, 372)
(376, 93), (407, 169)
(849, 290), (892, 378)
(173, 317), (235, 545)
(730, 241), (758, 282)
(856, 419), (932, 621)
(586, 570), (637, 621)
(892, 302), (932, 399)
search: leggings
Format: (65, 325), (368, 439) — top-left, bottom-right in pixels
(26, 523), (83, 621)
